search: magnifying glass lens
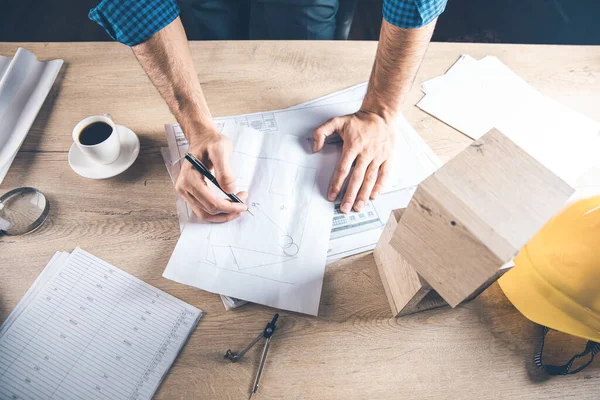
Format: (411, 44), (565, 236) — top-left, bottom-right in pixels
(0, 187), (49, 236)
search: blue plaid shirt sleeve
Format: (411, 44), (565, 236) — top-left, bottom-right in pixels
(89, 0), (180, 46)
(383, 0), (447, 28)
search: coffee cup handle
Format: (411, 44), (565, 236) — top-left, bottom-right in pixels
(103, 114), (119, 138)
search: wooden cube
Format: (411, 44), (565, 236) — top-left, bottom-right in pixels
(389, 129), (573, 307)
(374, 209), (512, 317)
(374, 209), (446, 317)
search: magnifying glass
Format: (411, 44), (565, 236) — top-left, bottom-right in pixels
(0, 187), (49, 236)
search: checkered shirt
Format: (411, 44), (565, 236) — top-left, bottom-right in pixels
(89, 0), (180, 46)
(89, 0), (447, 46)
(383, 0), (447, 29)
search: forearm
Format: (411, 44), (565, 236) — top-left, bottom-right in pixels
(132, 17), (213, 144)
(362, 18), (437, 121)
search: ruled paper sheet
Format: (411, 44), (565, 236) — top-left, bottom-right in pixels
(0, 248), (202, 400)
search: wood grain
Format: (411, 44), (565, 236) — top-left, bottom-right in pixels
(374, 208), (444, 317)
(391, 129), (573, 306)
(1, 41), (599, 399)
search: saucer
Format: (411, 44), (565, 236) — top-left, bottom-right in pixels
(69, 125), (140, 179)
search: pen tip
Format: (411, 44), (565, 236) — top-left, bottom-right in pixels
(247, 209), (254, 216)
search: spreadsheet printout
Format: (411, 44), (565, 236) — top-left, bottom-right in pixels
(0, 248), (202, 400)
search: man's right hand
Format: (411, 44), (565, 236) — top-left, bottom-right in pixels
(175, 128), (248, 223)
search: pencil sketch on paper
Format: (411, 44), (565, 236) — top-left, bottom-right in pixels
(175, 125), (320, 285)
(197, 156), (318, 283)
(162, 85), (443, 314)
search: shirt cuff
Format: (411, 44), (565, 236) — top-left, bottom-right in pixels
(89, 0), (180, 46)
(383, 0), (447, 29)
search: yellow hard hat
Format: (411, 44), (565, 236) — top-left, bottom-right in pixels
(499, 196), (600, 374)
(499, 196), (600, 342)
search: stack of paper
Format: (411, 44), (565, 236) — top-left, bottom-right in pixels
(417, 55), (600, 201)
(0, 248), (202, 399)
(220, 295), (248, 310)
(161, 83), (442, 315)
(0, 48), (63, 185)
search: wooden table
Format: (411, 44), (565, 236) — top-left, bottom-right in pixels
(1, 41), (599, 399)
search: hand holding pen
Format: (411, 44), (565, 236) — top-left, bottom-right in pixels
(185, 153), (253, 216)
(173, 133), (250, 222)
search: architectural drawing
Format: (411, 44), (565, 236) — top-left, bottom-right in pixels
(172, 125), (317, 284)
(198, 153), (318, 282)
(162, 84), (441, 315)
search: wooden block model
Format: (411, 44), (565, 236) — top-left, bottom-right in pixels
(376, 129), (574, 315)
(374, 209), (512, 317)
(374, 209), (446, 317)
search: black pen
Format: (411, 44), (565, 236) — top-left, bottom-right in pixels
(184, 153), (253, 216)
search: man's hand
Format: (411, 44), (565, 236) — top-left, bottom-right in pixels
(313, 110), (395, 213)
(175, 129), (248, 222)
(132, 18), (247, 222)
(311, 18), (438, 214)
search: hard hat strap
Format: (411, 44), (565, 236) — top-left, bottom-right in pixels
(535, 326), (600, 375)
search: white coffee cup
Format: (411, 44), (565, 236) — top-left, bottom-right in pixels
(72, 114), (120, 165)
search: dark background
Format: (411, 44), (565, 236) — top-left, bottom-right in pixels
(1, 0), (599, 44)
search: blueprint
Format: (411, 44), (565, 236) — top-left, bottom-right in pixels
(193, 125), (322, 269)
(162, 84), (441, 314)
(163, 83), (441, 263)
(163, 122), (337, 315)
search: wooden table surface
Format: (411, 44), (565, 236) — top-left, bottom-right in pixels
(1, 41), (599, 399)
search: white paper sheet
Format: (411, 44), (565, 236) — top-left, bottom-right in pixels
(163, 83), (441, 264)
(421, 54), (478, 95)
(163, 123), (337, 315)
(162, 84), (441, 314)
(161, 147), (248, 310)
(163, 84), (441, 313)
(417, 55), (600, 189)
(0, 248), (202, 400)
(0, 48), (63, 185)
(568, 159), (600, 204)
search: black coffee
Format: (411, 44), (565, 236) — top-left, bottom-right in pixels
(78, 121), (113, 145)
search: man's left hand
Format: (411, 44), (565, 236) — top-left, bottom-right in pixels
(313, 110), (395, 213)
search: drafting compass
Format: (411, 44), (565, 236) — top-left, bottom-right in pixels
(225, 313), (279, 399)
